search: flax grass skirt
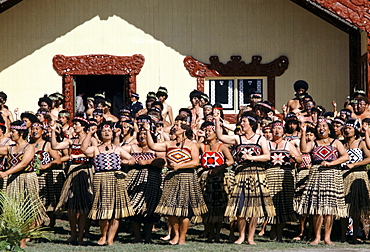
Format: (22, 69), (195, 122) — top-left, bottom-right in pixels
(342, 167), (370, 219)
(293, 168), (310, 212)
(6, 172), (49, 226)
(224, 164), (275, 219)
(55, 163), (94, 215)
(155, 169), (208, 218)
(265, 166), (297, 224)
(297, 165), (347, 218)
(199, 168), (234, 224)
(124, 166), (162, 223)
(89, 171), (134, 220)
(38, 168), (66, 212)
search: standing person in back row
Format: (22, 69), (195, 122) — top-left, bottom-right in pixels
(128, 93), (143, 119)
(156, 86), (174, 126)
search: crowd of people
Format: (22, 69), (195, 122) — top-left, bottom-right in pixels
(1, 81), (370, 247)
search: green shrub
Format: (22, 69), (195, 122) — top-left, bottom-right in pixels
(0, 191), (49, 251)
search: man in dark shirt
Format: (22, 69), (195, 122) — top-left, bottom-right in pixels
(128, 93), (143, 119)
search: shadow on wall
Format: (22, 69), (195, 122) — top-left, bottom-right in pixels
(0, 0), (321, 72)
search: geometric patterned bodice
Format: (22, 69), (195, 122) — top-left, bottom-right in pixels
(311, 140), (339, 165)
(342, 148), (363, 167)
(70, 142), (91, 164)
(201, 143), (225, 169)
(35, 150), (51, 166)
(131, 152), (156, 163)
(6, 144), (34, 172)
(167, 147), (192, 164)
(268, 141), (291, 167)
(234, 135), (262, 164)
(299, 153), (312, 168)
(93, 152), (121, 172)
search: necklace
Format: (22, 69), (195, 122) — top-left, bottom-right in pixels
(322, 138), (327, 143)
(346, 138), (355, 148)
(102, 143), (113, 151)
(246, 134), (255, 140)
(208, 141), (218, 151)
(175, 139), (185, 149)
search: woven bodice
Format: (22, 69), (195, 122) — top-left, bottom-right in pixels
(94, 152), (121, 172)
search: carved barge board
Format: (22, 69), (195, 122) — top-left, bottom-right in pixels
(53, 54), (145, 117)
(184, 55), (289, 123)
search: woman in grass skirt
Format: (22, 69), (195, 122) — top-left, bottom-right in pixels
(267, 121), (301, 241)
(197, 121), (234, 242)
(293, 126), (315, 241)
(124, 115), (165, 243)
(81, 122), (135, 246)
(146, 114), (207, 245)
(51, 114), (97, 245)
(298, 118), (349, 245)
(340, 119), (370, 243)
(215, 111), (275, 245)
(0, 120), (49, 248)
(30, 122), (63, 229)
(0, 117), (13, 191)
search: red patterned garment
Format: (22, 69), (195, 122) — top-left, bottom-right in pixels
(201, 143), (225, 169)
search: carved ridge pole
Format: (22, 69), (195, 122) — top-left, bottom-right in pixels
(53, 54), (145, 117)
(309, 0), (370, 98)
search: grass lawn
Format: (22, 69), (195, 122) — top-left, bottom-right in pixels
(23, 216), (370, 251)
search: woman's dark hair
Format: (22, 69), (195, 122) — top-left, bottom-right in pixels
(10, 120), (29, 140)
(213, 102), (225, 119)
(178, 108), (192, 125)
(254, 100), (273, 117)
(37, 108), (52, 124)
(200, 121), (215, 131)
(240, 111), (258, 132)
(151, 101), (163, 111)
(38, 94), (52, 109)
(72, 113), (90, 131)
(344, 119), (361, 139)
(174, 114), (193, 140)
(314, 121), (336, 139)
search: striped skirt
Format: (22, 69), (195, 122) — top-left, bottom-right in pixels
(89, 171), (134, 220)
(6, 172), (49, 226)
(56, 163), (94, 215)
(342, 167), (370, 219)
(0, 177), (7, 191)
(225, 164), (276, 218)
(293, 167), (310, 212)
(155, 169), (208, 218)
(265, 166), (297, 224)
(38, 167), (66, 212)
(124, 166), (162, 222)
(297, 165), (347, 218)
(199, 168), (234, 223)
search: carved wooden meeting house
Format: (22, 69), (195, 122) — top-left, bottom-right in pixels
(0, 0), (369, 121)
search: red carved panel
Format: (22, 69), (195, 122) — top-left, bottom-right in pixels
(53, 54), (145, 117)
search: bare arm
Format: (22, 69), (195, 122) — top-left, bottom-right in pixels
(168, 105), (174, 126)
(0, 144), (34, 177)
(214, 116), (237, 145)
(170, 141), (199, 170)
(244, 136), (270, 162)
(288, 141), (302, 164)
(42, 142), (62, 169)
(347, 140), (370, 169)
(299, 124), (314, 153)
(118, 146), (136, 165)
(81, 126), (97, 158)
(145, 124), (167, 152)
(50, 127), (71, 150)
(220, 144), (234, 167)
(323, 140), (349, 167)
